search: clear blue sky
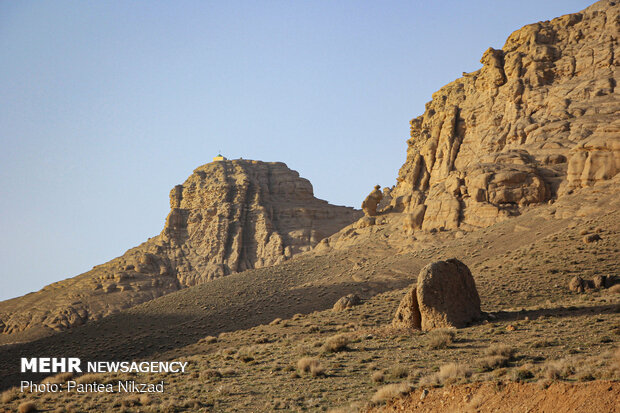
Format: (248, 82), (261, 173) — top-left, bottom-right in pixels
(0, 0), (594, 301)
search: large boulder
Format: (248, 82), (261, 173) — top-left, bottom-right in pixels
(392, 258), (481, 331)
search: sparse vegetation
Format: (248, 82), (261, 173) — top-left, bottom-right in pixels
(371, 382), (413, 403)
(426, 328), (456, 349)
(322, 334), (350, 353)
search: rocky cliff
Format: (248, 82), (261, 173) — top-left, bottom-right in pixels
(389, 0), (619, 231)
(0, 160), (360, 337)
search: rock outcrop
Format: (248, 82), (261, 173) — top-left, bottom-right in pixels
(362, 185), (384, 216)
(161, 160), (362, 286)
(392, 259), (481, 331)
(0, 159), (361, 335)
(390, 0), (619, 231)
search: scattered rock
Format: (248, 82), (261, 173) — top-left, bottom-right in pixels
(332, 294), (361, 312)
(568, 276), (594, 293)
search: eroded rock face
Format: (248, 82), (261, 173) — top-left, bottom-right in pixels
(161, 160), (362, 286)
(0, 160), (361, 335)
(392, 287), (421, 329)
(393, 259), (481, 331)
(391, 0), (620, 231)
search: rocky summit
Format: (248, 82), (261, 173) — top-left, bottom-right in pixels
(387, 0), (619, 231)
(0, 159), (360, 338)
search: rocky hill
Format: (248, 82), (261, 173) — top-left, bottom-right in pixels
(384, 0), (619, 231)
(0, 160), (361, 338)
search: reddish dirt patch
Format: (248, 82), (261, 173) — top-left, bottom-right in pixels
(371, 381), (620, 413)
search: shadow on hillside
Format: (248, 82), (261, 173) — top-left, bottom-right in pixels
(0, 278), (410, 391)
(488, 303), (619, 322)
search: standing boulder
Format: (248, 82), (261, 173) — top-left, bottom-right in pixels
(392, 259), (481, 331)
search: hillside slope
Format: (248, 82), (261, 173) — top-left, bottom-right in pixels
(0, 160), (360, 339)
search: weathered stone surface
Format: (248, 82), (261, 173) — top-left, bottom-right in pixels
(416, 259), (481, 331)
(162, 160), (362, 286)
(392, 287), (421, 329)
(362, 185), (384, 216)
(332, 294), (361, 312)
(390, 1), (620, 231)
(0, 160), (361, 335)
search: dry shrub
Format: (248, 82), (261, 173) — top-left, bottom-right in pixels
(426, 329), (455, 349)
(544, 360), (574, 380)
(201, 335), (217, 344)
(371, 382), (413, 404)
(478, 355), (509, 371)
(322, 334), (350, 353)
(202, 369), (222, 379)
(139, 394), (152, 406)
(485, 344), (516, 359)
(390, 365), (409, 379)
(419, 363), (471, 386)
(371, 371), (385, 383)
(236, 347), (255, 363)
(478, 344), (516, 371)
(1, 388), (17, 403)
(609, 284), (620, 294)
(18, 401), (37, 413)
(42, 372), (73, 385)
(297, 357), (325, 377)
(269, 318), (282, 326)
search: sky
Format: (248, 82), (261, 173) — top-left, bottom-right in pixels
(0, 0), (595, 301)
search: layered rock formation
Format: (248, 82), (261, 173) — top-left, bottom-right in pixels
(0, 160), (361, 335)
(160, 160), (361, 286)
(390, 0), (619, 231)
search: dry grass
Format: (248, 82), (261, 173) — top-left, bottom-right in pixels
(297, 357), (325, 377)
(608, 284), (620, 294)
(17, 401), (37, 413)
(485, 344), (516, 358)
(371, 382), (413, 403)
(426, 328), (456, 349)
(322, 334), (350, 353)
(478, 344), (516, 371)
(544, 360), (574, 380)
(419, 363), (471, 386)
(371, 371), (385, 383)
(390, 365), (409, 379)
